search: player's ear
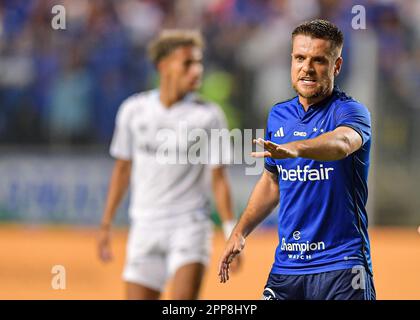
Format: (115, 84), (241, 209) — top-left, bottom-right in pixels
(334, 56), (343, 77)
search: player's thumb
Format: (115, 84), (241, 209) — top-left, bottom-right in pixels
(232, 241), (243, 255)
(233, 235), (245, 253)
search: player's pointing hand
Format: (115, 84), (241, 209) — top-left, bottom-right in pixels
(251, 138), (299, 159)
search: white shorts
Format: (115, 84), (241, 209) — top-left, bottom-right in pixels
(122, 217), (213, 291)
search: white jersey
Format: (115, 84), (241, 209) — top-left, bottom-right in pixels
(110, 89), (229, 225)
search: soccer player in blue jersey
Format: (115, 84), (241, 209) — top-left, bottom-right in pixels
(218, 19), (376, 300)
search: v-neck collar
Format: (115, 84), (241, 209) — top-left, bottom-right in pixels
(154, 89), (196, 113)
(295, 86), (340, 119)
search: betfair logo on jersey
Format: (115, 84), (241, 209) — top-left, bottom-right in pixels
(277, 164), (334, 181)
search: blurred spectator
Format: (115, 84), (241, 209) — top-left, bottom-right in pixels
(47, 46), (93, 144)
(0, 0), (419, 225)
(0, 0), (418, 147)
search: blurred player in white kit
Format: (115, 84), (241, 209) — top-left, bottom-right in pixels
(97, 29), (239, 300)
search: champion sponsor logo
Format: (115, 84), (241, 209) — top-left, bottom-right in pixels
(280, 237), (326, 254)
(274, 127), (285, 138)
(276, 164), (334, 181)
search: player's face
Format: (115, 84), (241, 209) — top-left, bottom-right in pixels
(162, 46), (203, 94)
(291, 35), (342, 102)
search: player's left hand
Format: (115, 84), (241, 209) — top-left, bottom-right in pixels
(251, 138), (299, 159)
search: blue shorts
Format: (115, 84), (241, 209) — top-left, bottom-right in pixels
(262, 266), (376, 300)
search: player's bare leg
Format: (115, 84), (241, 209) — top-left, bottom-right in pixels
(126, 282), (160, 300)
(171, 262), (205, 300)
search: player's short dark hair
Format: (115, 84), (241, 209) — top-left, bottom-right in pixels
(148, 29), (204, 66)
(292, 19), (344, 54)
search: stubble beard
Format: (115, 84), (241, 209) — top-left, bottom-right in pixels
(292, 81), (332, 101)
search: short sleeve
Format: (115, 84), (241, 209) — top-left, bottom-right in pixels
(335, 101), (371, 146)
(264, 113), (278, 174)
(110, 99), (134, 160)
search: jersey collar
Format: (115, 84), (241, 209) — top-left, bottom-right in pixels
(153, 89), (197, 112)
(295, 86), (341, 119)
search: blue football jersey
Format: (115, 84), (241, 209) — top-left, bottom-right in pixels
(264, 87), (373, 275)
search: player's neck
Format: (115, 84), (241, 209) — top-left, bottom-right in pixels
(298, 87), (334, 112)
(159, 82), (187, 108)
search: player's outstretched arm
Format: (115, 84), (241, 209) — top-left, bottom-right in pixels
(218, 169), (279, 283)
(252, 126), (363, 161)
(98, 159), (132, 263)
